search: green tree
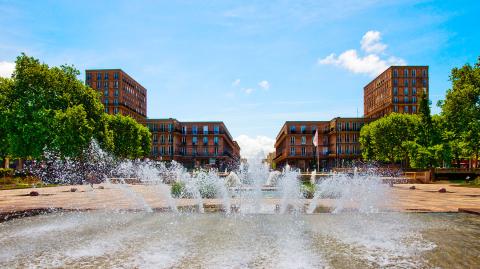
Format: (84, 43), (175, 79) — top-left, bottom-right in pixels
(360, 113), (421, 166)
(107, 114), (151, 159)
(439, 57), (480, 167)
(0, 77), (14, 166)
(3, 54), (111, 159)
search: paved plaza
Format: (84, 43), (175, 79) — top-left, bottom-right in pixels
(1, 183), (480, 215)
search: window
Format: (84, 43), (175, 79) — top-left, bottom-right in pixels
(412, 106), (417, 113)
(96, 81), (101, 89)
(311, 126), (316, 134)
(290, 136), (295, 145)
(404, 97), (409, 103)
(394, 105), (398, 112)
(192, 136), (197, 145)
(104, 99), (109, 105)
(404, 88), (409, 95)
(423, 79), (427, 87)
(412, 96), (417, 103)
(114, 81), (118, 88)
(412, 88), (417, 95)
(114, 107), (118, 114)
(105, 107), (109, 113)
(104, 73), (109, 80)
(404, 69), (409, 77)
(181, 136), (186, 144)
(404, 80), (408, 87)
(86, 73), (92, 80)
(203, 137), (208, 145)
(160, 135), (165, 144)
(214, 147), (218, 156)
(301, 136), (306, 145)
(290, 125), (296, 133)
(192, 126), (197, 135)
(412, 69), (416, 77)
(203, 125), (208, 135)
(422, 69), (427, 77)
(394, 97), (398, 103)
(393, 69), (398, 77)
(214, 136), (219, 145)
(393, 87), (398, 96)
(97, 73), (102, 80)
(104, 81), (109, 88)
(161, 147), (165, 156)
(114, 89), (118, 96)
(204, 147), (208, 155)
(301, 125), (306, 133)
(393, 79), (398, 86)
(412, 79), (416, 86)
(153, 134), (158, 143)
(301, 147), (306, 156)
(168, 134), (173, 143)
(104, 89), (109, 96)
(290, 147), (295, 156)
(346, 122), (350, 131)
(214, 125), (220, 134)
(404, 106), (409, 113)
(114, 72), (119, 80)
(114, 98), (118, 105)
(168, 124), (173, 132)
(182, 126), (187, 134)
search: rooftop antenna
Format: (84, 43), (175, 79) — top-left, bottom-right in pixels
(356, 107), (359, 118)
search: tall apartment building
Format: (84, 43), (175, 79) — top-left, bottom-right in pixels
(146, 118), (240, 170)
(364, 66), (429, 119)
(273, 118), (366, 171)
(85, 69), (147, 122)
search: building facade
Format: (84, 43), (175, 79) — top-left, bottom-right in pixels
(146, 119), (240, 170)
(364, 66), (429, 119)
(273, 118), (366, 171)
(85, 69), (147, 122)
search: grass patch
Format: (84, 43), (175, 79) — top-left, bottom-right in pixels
(0, 177), (59, 190)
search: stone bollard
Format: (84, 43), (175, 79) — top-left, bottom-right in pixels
(29, 191), (39, 196)
(409, 186), (416, 190)
(98, 185), (105, 189)
(70, 187), (77, 192)
(438, 188), (447, 193)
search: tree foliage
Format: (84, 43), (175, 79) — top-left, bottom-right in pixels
(439, 57), (480, 166)
(360, 113), (421, 165)
(106, 114), (151, 159)
(0, 54), (150, 160)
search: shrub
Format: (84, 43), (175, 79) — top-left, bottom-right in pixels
(171, 181), (185, 198)
(0, 168), (14, 177)
(302, 181), (315, 199)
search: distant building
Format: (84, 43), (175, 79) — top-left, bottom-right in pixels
(85, 69), (147, 122)
(364, 66), (429, 119)
(273, 118), (367, 171)
(146, 118), (240, 170)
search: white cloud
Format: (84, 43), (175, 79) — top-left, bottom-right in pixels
(0, 61), (15, 78)
(244, 88), (254, 94)
(360, 30), (387, 54)
(258, 80), (270, 90)
(235, 134), (275, 159)
(318, 30), (406, 77)
(232, 78), (241, 86)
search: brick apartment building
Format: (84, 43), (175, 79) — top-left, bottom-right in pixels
(273, 118), (366, 171)
(86, 69), (240, 169)
(364, 66), (429, 119)
(274, 65), (429, 171)
(146, 118), (240, 170)
(85, 69), (147, 122)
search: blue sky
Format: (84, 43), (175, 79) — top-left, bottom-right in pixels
(0, 0), (479, 157)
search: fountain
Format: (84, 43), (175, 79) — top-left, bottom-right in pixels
(1, 147), (479, 268)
